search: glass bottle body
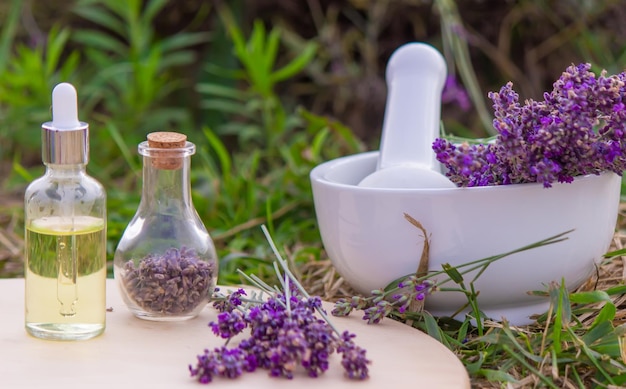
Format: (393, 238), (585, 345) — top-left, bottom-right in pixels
(114, 140), (218, 321)
(24, 164), (107, 340)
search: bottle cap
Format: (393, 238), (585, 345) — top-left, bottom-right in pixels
(41, 83), (89, 165)
(145, 132), (190, 170)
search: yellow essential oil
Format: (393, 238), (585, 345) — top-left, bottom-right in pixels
(25, 216), (106, 340)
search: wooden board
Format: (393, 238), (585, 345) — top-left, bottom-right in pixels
(0, 279), (470, 388)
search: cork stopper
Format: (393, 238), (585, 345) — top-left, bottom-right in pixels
(146, 132), (187, 170)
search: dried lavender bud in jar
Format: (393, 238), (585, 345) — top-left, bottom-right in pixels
(121, 247), (215, 315)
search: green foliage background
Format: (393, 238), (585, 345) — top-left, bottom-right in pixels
(0, 0), (624, 274)
(2, 0), (626, 280)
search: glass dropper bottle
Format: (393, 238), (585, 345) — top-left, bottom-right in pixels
(24, 83), (107, 340)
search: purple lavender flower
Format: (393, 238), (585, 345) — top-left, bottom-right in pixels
(331, 275), (435, 324)
(189, 349), (219, 384)
(337, 331), (370, 380)
(363, 300), (393, 324)
(209, 310), (247, 339)
(434, 63), (626, 187)
(189, 347), (256, 383)
(212, 288), (246, 313)
(442, 75), (472, 111)
(331, 295), (367, 317)
(301, 320), (335, 377)
(413, 280), (433, 301)
(267, 320), (308, 379)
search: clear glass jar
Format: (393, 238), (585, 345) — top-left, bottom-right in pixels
(114, 132), (218, 321)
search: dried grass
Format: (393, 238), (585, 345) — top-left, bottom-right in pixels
(576, 202), (626, 327)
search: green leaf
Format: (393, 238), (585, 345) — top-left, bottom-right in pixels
(157, 51), (195, 70)
(249, 20), (267, 65)
(421, 311), (444, 344)
(196, 83), (249, 100)
(477, 368), (518, 383)
(500, 326), (544, 363)
(605, 284), (626, 296)
(441, 263), (464, 283)
(12, 158), (34, 182)
(502, 344), (559, 388)
(569, 290), (612, 304)
(142, 0), (168, 24)
(203, 63), (244, 80)
(73, 4), (126, 34)
(105, 122), (138, 171)
(245, 151), (262, 212)
(245, 21), (272, 95)
(309, 127), (330, 161)
(0, 0), (22, 74)
(45, 26), (71, 77)
(271, 42), (317, 84)
(203, 127), (232, 179)
(604, 247), (626, 258)
(159, 32), (211, 53)
(218, 4), (246, 56)
(298, 107), (364, 153)
(559, 281), (572, 321)
(591, 302), (616, 329)
(582, 320), (615, 346)
(462, 352), (484, 374)
(200, 99), (256, 117)
(549, 283), (564, 353)
(59, 51), (81, 81)
(567, 327), (616, 385)
(611, 373), (626, 386)
(263, 27), (281, 75)
(85, 0), (129, 19)
(72, 30), (127, 56)
(457, 319), (470, 344)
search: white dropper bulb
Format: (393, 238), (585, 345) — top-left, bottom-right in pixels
(51, 82), (81, 129)
(42, 82), (88, 164)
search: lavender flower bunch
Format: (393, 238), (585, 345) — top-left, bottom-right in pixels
(189, 227), (370, 384)
(434, 63), (626, 188)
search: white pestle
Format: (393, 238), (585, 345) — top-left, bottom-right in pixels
(358, 43), (456, 189)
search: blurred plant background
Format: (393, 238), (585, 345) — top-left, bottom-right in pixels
(2, 0), (626, 386)
(3, 0), (625, 275)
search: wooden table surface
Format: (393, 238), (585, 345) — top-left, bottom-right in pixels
(0, 279), (470, 388)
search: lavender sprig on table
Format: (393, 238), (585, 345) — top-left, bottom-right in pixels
(332, 277), (435, 324)
(189, 227), (370, 383)
(434, 63), (626, 188)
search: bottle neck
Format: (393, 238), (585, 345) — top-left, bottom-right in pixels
(45, 163), (87, 177)
(140, 155), (193, 214)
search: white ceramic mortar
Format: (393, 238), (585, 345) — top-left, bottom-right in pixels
(310, 151), (621, 325)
